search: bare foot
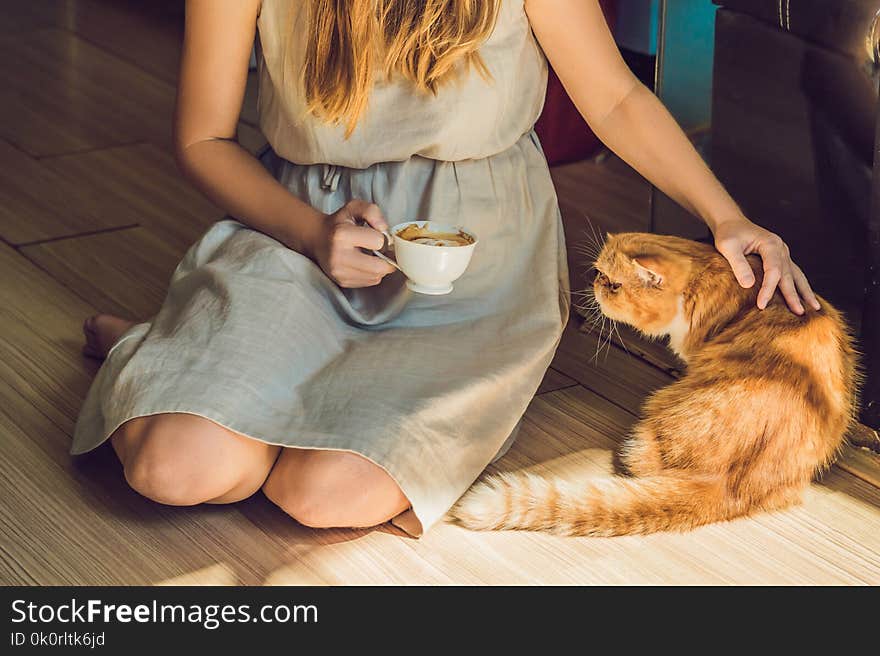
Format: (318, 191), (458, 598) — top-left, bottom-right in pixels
(82, 314), (136, 360)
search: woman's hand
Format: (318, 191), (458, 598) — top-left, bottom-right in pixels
(712, 216), (820, 315)
(307, 200), (397, 288)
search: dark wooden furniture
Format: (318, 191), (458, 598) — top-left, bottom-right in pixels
(711, 0), (880, 427)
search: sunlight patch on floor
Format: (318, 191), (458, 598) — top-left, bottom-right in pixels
(154, 563), (239, 586)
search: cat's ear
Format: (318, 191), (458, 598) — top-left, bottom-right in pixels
(633, 257), (664, 286)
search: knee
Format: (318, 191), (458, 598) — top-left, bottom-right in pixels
(263, 486), (334, 529)
(113, 414), (278, 506)
(123, 449), (206, 506)
(262, 463), (344, 528)
(263, 453), (407, 529)
(119, 423), (212, 506)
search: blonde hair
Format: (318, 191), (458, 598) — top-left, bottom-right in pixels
(302, 0), (502, 136)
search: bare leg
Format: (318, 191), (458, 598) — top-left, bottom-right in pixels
(263, 449), (411, 529)
(111, 413), (281, 505)
(82, 314), (137, 359)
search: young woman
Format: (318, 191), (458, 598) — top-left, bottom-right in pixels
(72, 0), (818, 536)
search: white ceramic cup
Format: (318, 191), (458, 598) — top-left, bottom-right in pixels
(375, 220), (478, 295)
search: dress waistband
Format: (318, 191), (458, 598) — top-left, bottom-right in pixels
(256, 129), (545, 184)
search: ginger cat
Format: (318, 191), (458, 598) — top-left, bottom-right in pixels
(452, 232), (859, 536)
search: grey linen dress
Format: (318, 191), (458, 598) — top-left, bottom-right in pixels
(71, 0), (570, 536)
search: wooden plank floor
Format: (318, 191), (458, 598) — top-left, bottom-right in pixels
(2, 1), (879, 585)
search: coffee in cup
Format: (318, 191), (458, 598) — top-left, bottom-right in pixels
(395, 223), (476, 248)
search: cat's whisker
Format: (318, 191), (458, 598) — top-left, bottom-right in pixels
(572, 241), (600, 256)
(588, 221), (601, 250)
(571, 288), (602, 316)
(591, 314), (607, 364)
(573, 246), (601, 268)
(580, 213), (598, 240)
(578, 216), (608, 279)
(581, 304), (603, 324)
(574, 306), (599, 319)
(574, 303), (601, 315)
(602, 323), (614, 361)
(579, 223), (598, 244)
(578, 221), (604, 259)
(611, 320), (629, 354)
(582, 213), (607, 254)
(574, 304), (600, 316)
(580, 310), (603, 325)
(570, 288), (596, 301)
(572, 217), (611, 368)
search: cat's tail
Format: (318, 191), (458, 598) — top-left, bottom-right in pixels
(449, 471), (730, 537)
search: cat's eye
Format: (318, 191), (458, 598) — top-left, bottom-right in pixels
(595, 271), (621, 293)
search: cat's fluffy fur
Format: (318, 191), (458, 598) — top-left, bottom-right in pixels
(451, 233), (859, 536)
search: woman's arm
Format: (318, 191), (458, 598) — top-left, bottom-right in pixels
(174, 0), (394, 287)
(525, 0), (819, 314)
(174, 0), (323, 252)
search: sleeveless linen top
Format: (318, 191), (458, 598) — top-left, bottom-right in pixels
(256, 0), (549, 168)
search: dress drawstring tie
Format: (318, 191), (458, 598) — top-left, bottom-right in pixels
(320, 164), (342, 192)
